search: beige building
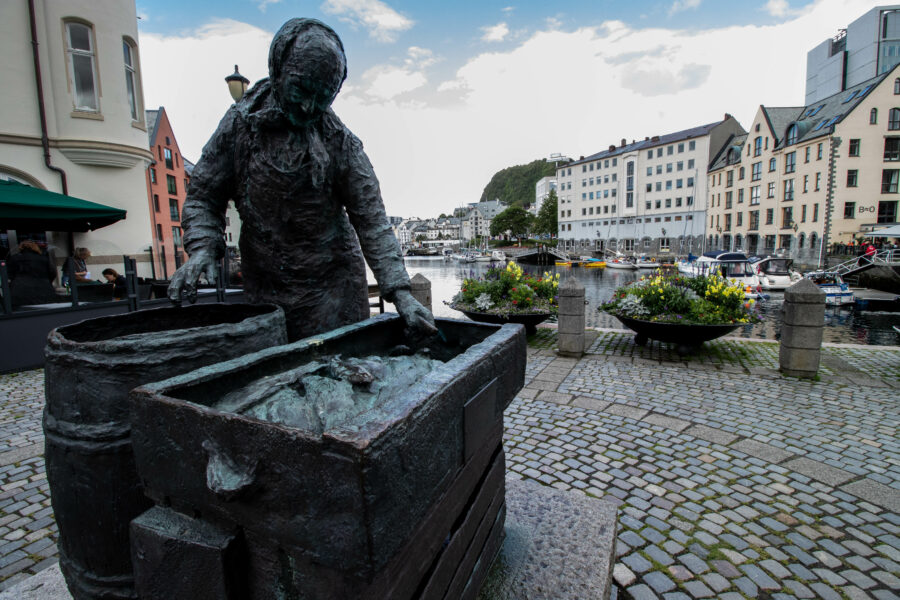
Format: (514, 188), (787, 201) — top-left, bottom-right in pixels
(0, 0), (153, 277)
(557, 116), (744, 256)
(707, 64), (900, 267)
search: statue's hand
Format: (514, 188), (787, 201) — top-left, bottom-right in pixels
(167, 249), (218, 305)
(393, 289), (437, 341)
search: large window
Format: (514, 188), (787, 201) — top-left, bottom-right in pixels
(65, 21), (98, 111)
(765, 208), (774, 225)
(783, 179), (794, 201)
(785, 125), (798, 146)
(751, 162), (761, 181)
(885, 138), (900, 161)
(166, 174), (177, 195)
(882, 169), (899, 193)
(847, 170), (858, 187)
(753, 136), (762, 157)
(750, 186), (760, 205)
(784, 152), (796, 173)
(123, 39), (139, 120)
(165, 148), (173, 169)
(878, 200), (898, 223)
(782, 207), (793, 229)
(169, 199), (180, 221)
(848, 139), (860, 157)
(172, 227), (183, 248)
(890, 108), (900, 130)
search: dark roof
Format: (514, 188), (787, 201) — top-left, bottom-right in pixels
(773, 63), (899, 149)
(183, 157), (195, 177)
(708, 133), (748, 172)
(145, 108), (161, 146)
(761, 107), (803, 146)
(564, 120), (724, 168)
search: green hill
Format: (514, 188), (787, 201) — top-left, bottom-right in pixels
(479, 159), (556, 208)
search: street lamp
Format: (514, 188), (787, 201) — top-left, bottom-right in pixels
(225, 65), (250, 102)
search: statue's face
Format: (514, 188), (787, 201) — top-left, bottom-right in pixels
(274, 34), (345, 127)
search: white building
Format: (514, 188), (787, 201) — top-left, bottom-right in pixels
(460, 200), (506, 241)
(1, 0), (154, 277)
(556, 115), (745, 255)
(533, 176), (557, 216)
(806, 6), (900, 105)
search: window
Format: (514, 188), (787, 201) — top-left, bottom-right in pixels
(751, 162), (761, 181)
(767, 182), (775, 198)
(848, 139), (860, 156)
(882, 169), (899, 193)
(153, 194), (160, 212)
(626, 192), (633, 208)
(646, 183), (652, 192)
(749, 210), (759, 230)
(646, 167), (652, 176)
(647, 151), (653, 160)
(676, 197), (682, 207)
(688, 159), (694, 169)
(656, 182), (662, 191)
(149, 168), (156, 184)
(878, 200), (898, 223)
(645, 201), (652, 210)
(667, 145), (673, 155)
(165, 148), (173, 169)
(801, 205), (807, 222)
(785, 152), (796, 173)
(805, 147), (810, 162)
(655, 200), (661, 209)
(847, 170), (858, 187)
(677, 161), (684, 171)
(665, 198), (672, 208)
(844, 202), (856, 218)
(769, 158), (777, 172)
(750, 186), (760, 205)
(783, 179), (794, 201)
(166, 174), (177, 195)
(725, 191), (733, 209)
(891, 108), (900, 130)
(687, 196), (693, 206)
(738, 189), (744, 203)
(656, 149), (662, 158)
(65, 21), (98, 111)
(726, 171), (733, 187)
(817, 143), (823, 160)
(687, 177), (694, 187)
(678, 143), (684, 153)
(765, 208), (774, 225)
(782, 207), (793, 229)
(667, 163), (673, 173)
(123, 39), (140, 120)
(156, 224), (163, 241)
(815, 172), (821, 191)
(666, 181), (672, 190)
(736, 212), (743, 227)
(786, 125), (798, 145)
(885, 138), (900, 161)
(896, 78), (900, 94)
(689, 141), (695, 151)
(725, 213), (732, 231)
(172, 227), (183, 248)
(803, 174), (809, 193)
(871, 108), (878, 124)
(753, 137), (762, 156)
(739, 167), (745, 180)
(656, 165), (662, 174)
(169, 199), (180, 221)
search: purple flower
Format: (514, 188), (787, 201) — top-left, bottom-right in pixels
(676, 315), (683, 319)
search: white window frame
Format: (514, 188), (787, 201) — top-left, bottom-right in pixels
(65, 21), (99, 112)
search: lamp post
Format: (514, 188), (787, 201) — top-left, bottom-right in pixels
(225, 65), (250, 102)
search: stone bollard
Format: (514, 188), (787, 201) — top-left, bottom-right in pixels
(779, 278), (826, 378)
(410, 273), (432, 313)
(557, 276), (585, 357)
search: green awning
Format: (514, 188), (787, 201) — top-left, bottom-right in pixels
(0, 180), (127, 232)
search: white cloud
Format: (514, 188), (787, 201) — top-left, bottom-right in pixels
(669, 0), (702, 15)
(482, 22), (510, 43)
(502, 6), (515, 14)
(140, 0), (877, 219)
(320, 0), (413, 43)
(254, 0), (282, 12)
(764, 0), (801, 18)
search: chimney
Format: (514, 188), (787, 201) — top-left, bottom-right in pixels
(580, 155), (585, 160)
(608, 145), (616, 152)
(651, 135), (660, 142)
(724, 113), (732, 121)
(645, 137), (649, 141)
(620, 138), (626, 147)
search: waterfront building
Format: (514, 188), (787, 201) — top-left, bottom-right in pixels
(707, 64), (900, 267)
(556, 115), (744, 256)
(1, 0), (154, 277)
(806, 6), (900, 105)
(461, 200), (506, 242)
(533, 176), (557, 216)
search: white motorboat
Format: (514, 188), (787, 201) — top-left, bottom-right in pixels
(635, 255), (660, 269)
(491, 250), (506, 262)
(606, 257), (638, 270)
(679, 251), (764, 299)
(751, 256), (802, 291)
(804, 272), (855, 306)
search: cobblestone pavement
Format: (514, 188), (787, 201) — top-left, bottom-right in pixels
(0, 330), (899, 597)
(513, 329), (900, 599)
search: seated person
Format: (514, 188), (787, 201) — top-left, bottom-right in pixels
(102, 268), (128, 299)
(7, 241), (58, 307)
(61, 247), (92, 286)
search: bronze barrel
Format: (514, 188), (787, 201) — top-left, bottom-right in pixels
(43, 304), (287, 600)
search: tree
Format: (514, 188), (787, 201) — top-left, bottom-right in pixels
(479, 159), (557, 209)
(533, 189), (558, 237)
(490, 206), (534, 241)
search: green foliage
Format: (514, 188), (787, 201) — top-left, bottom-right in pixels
(533, 189), (558, 237)
(490, 206), (534, 238)
(479, 159), (556, 208)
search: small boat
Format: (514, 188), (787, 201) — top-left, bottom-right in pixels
(635, 255), (660, 269)
(491, 250), (506, 262)
(583, 260), (606, 269)
(678, 251), (764, 299)
(751, 256), (802, 291)
(804, 272), (855, 306)
(606, 257), (638, 270)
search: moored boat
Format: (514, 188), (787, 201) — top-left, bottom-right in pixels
(677, 251), (764, 299)
(606, 257), (638, 270)
(751, 256), (802, 291)
(804, 272), (855, 306)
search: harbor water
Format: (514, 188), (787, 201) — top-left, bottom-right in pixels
(387, 256), (900, 346)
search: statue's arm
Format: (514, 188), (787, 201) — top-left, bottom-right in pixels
(340, 133), (410, 302)
(168, 109), (238, 301)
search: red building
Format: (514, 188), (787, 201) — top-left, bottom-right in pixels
(145, 107), (190, 280)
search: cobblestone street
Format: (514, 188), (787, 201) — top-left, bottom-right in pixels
(0, 329), (898, 598)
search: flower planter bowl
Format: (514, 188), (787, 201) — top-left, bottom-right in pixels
(612, 314), (741, 355)
(451, 304), (552, 335)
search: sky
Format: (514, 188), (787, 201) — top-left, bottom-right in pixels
(137, 0), (882, 218)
